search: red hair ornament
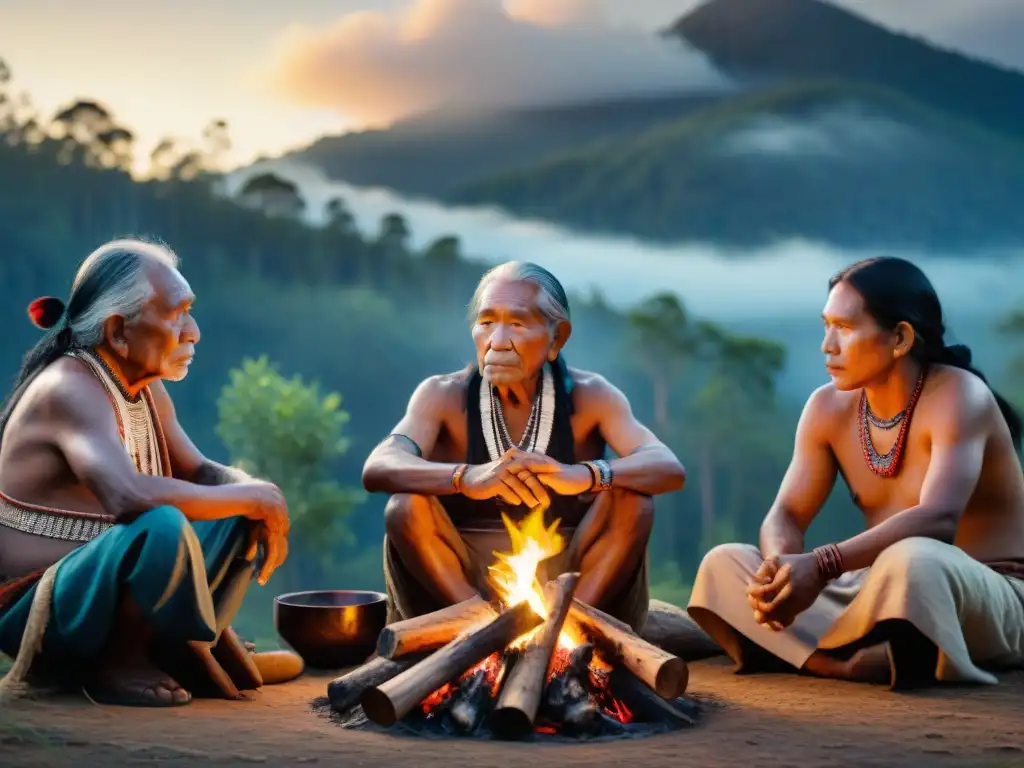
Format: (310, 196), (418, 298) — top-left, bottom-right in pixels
(27, 296), (66, 330)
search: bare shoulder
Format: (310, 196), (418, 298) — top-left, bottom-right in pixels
(570, 367), (617, 396)
(804, 381), (849, 417)
(23, 356), (110, 423)
(797, 382), (850, 439)
(408, 368), (472, 413)
(921, 365), (995, 426)
(568, 368), (630, 411)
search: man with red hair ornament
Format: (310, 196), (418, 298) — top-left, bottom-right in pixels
(0, 238), (301, 706)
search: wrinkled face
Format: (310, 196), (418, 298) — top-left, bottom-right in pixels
(821, 281), (902, 390)
(121, 264), (200, 382)
(471, 279), (563, 387)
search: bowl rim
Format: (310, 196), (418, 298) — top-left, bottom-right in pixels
(273, 589), (388, 608)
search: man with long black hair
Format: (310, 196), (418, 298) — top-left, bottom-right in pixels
(688, 256), (1024, 688)
(0, 238), (295, 706)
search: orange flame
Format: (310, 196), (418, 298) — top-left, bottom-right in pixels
(487, 506), (583, 650)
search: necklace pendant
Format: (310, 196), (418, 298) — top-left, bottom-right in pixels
(858, 368), (927, 478)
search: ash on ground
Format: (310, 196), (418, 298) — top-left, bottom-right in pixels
(309, 692), (703, 743)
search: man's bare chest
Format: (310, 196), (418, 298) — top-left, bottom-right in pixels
(830, 416), (931, 515)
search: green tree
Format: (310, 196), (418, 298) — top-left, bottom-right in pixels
(238, 172), (305, 218)
(423, 234), (462, 303)
(215, 356), (362, 582)
(201, 118), (231, 171)
(691, 329), (786, 551)
(625, 292), (706, 436)
(324, 196), (356, 236)
(379, 212), (410, 249)
(625, 292), (714, 567)
(998, 308), (1024, 406)
(50, 99), (134, 169)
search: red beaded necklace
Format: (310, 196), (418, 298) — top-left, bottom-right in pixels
(858, 367), (927, 477)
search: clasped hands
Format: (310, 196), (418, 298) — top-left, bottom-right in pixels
(746, 552), (826, 631)
(460, 448), (593, 508)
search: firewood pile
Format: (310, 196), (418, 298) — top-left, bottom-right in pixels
(325, 573), (698, 740)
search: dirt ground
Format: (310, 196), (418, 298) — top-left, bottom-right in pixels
(3, 657), (1023, 767)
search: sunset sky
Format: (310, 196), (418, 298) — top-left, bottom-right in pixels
(2, 0), (1020, 171)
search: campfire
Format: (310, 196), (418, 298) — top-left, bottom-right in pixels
(325, 508), (696, 740)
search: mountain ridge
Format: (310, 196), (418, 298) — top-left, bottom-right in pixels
(669, 0), (1024, 139)
(281, 0), (1024, 249)
(445, 79), (1024, 250)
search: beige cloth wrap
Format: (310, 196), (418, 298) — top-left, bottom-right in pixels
(687, 537), (1024, 684)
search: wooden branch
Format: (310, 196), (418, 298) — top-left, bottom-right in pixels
(641, 599), (723, 661)
(212, 627), (264, 691)
(608, 667), (696, 726)
(490, 572), (580, 740)
(361, 600), (544, 727)
(376, 595), (499, 659)
(448, 667), (492, 734)
(540, 643), (600, 736)
(568, 599), (689, 699)
(326, 654), (425, 713)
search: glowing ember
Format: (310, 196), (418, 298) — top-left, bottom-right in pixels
(420, 652), (508, 718)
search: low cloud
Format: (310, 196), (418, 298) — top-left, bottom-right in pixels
(264, 0), (730, 125)
(719, 107), (917, 158)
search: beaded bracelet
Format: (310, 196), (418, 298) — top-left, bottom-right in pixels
(582, 459), (613, 492)
(451, 463), (468, 494)
(812, 543), (844, 581)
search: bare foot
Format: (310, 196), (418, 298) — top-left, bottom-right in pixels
(86, 659), (191, 707)
(845, 642), (894, 686)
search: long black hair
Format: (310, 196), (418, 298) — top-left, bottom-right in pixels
(831, 256), (1022, 450)
(0, 238), (177, 440)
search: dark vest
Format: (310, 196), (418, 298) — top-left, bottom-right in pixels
(441, 360), (603, 532)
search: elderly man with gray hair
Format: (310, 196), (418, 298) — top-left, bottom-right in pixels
(363, 261), (686, 630)
(0, 238), (298, 707)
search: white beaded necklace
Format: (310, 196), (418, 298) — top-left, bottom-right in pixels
(479, 363), (556, 462)
(71, 350), (164, 477)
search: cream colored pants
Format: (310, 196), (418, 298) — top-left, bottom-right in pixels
(687, 537), (1024, 684)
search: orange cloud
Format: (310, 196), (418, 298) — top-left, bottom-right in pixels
(264, 0), (729, 125)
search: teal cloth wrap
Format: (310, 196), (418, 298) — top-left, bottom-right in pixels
(0, 506), (253, 662)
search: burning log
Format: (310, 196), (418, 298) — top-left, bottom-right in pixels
(608, 667), (696, 726)
(569, 599), (689, 699)
(490, 572), (580, 740)
(377, 595), (499, 659)
(541, 643), (601, 736)
(449, 668), (492, 734)
(361, 600), (544, 727)
(641, 599), (722, 661)
(327, 653), (426, 713)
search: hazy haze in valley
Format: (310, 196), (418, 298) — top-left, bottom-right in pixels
(226, 160), (1024, 400)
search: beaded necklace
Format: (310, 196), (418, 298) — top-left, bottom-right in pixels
(858, 367), (927, 477)
(479, 363), (555, 462)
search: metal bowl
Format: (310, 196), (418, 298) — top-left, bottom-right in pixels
(273, 589), (388, 669)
